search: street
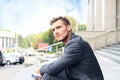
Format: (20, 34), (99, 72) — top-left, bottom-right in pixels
(0, 53), (120, 80)
(0, 64), (25, 80)
(0, 53), (56, 80)
(0, 55), (41, 80)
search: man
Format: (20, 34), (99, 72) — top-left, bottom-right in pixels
(34, 16), (104, 80)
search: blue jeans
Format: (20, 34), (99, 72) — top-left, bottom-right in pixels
(42, 71), (70, 80)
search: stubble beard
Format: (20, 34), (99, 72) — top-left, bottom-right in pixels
(58, 32), (69, 43)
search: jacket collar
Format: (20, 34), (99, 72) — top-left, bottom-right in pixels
(70, 33), (76, 40)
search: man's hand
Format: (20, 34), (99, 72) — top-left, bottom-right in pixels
(32, 68), (42, 80)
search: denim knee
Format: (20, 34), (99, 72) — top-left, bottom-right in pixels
(42, 73), (50, 80)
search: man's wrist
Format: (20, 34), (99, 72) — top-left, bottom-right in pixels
(31, 73), (41, 79)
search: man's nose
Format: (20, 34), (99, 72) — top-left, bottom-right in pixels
(54, 29), (58, 34)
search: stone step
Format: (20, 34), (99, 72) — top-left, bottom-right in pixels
(109, 44), (120, 48)
(95, 50), (120, 64)
(100, 48), (120, 56)
(104, 46), (120, 52)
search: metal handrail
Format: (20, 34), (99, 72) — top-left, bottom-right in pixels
(85, 27), (120, 39)
(84, 27), (120, 50)
(37, 42), (63, 53)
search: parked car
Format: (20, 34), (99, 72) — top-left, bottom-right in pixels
(0, 51), (6, 66)
(19, 54), (25, 64)
(3, 54), (19, 65)
(10, 53), (25, 64)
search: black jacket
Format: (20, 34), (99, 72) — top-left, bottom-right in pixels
(40, 33), (104, 80)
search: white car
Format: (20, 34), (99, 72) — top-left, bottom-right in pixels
(10, 53), (25, 64)
(3, 54), (19, 65)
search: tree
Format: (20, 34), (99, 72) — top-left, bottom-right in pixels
(20, 34), (41, 49)
(66, 16), (77, 32)
(41, 29), (54, 45)
(31, 34), (41, 49)
(78, 24), (87, 31)
(16, 34), (23, 47)
(20, 39), (29, 48)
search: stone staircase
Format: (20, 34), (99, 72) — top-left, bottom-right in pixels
(95, 42), (120, 64)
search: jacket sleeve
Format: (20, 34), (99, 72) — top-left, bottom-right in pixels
(40, 38), (83, 75)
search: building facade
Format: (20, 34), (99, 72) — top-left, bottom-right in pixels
(0, 31), (15, 52)
(87, 0), (120, 31)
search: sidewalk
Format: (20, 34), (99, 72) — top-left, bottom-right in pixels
(11, 54), (120, 80)
(95, 54), (120, 80)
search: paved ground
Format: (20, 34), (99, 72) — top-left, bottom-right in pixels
(95, 54), (120, 80)
(0, 64), (25, 80)
(10, 54), (120, 80)
(11, 65), (36, 80)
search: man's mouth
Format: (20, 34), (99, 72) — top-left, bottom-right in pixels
(56, 34), (61, 37)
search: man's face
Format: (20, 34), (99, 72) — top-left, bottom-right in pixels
(51, 20), (71, 42)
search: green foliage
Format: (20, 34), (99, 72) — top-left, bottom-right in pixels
(65, 16), (87, 32)
(20, 34), (41, 49)
(19, 30), (54, 50)
(30, 34), (41, 49)
(16, 34), (23, 47)
(41, 29), (54, 45)
(20, 39), (29, 48)
(66, 16), (77, 32)
(78, 24), (87, 31)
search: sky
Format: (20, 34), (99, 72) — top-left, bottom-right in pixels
(0, 0), (88, 37)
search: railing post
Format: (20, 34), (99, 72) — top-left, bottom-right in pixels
(94, 37), (96, 50)
(115, 28), (117, 43)
(56, 45), (58, 53)
(105, 33), (107, 46)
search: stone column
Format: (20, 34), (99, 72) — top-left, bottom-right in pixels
(104, 0), (116, 30)
(116, 0), (120, 28)
(87, 0), (95, 31)
(94, 0), (103, 31)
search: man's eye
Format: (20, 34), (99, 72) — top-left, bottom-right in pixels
(52, 29), (55, 32)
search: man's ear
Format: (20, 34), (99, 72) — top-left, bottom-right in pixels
(67, 25), (72, 31)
